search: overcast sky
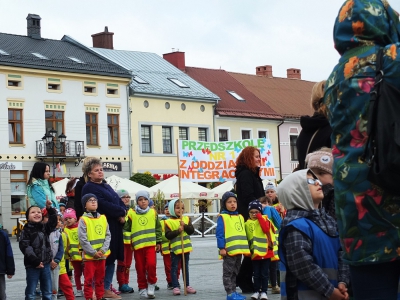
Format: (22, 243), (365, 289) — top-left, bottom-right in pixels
(2, 1), (400, 82)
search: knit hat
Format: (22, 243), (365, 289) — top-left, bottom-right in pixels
(222, 191), (237, 203)
(168, 199), (180, 218)
(305, 149), (333, 175)
(25, 205), (40, 219)
(164, 202), (169, 209)
(136, 190), (150, 203)
(264, 181), (277, 192)
(248, 200), (262, 212)
(59, 202), (66, 207)
(81, 193), (97, 208)
(63, 208), (77, 220)
(117, 189), (130, 198)
(149, 199), (154, 207)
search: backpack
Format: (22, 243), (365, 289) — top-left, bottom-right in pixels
(362, 48), (400, 195)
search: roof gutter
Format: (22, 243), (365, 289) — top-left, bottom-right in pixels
(127, 84), (133, 177)
(277, 119), (285, 179)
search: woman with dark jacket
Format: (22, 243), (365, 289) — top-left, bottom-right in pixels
(296, 80), (332, 169)
(81, 157), (126, 299)
(235, 146), (265, 293)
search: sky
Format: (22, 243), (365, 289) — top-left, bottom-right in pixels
(1, 1), (400, 82)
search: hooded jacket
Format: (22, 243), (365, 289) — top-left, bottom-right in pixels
(27, 178), (59, 209)
(0, 230), (15, 275)
(278, 170), (349, 299)
(324, 0), (400, 266)
(296, 113), (332, 169)
(235, 165), (265, 220)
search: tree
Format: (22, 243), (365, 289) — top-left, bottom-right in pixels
(130, 172), (157, 188)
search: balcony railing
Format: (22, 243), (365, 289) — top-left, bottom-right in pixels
(35, 140), (85, 158)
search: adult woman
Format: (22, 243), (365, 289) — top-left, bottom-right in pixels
(324, 1), (400, 298)
(27, 162), (59, 209)
(81, 157), (126, 299)
(235, 146), (265, 293)
(296, 80), (332, 169)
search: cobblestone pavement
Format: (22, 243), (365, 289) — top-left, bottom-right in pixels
(6, 236), (280, 299)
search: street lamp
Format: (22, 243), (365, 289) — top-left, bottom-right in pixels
(42, 128), (67, 178)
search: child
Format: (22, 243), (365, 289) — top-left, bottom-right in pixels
(165, 199), (196, 296)
(116, 189), (135, 294)
(19, 199), (58, 300)
(78, 193), (111, 300)
(265, 181), (286, 219)
(216, 192), (249, 300)
(0, 224), (15, 300)
(124, 190), (162, 299)
(278, 169), (349, 300)
(245, 200), (274, 300)
(58, 216), (75, 300)
(59, 203), (66, 215)
(63, 208), (84, 297)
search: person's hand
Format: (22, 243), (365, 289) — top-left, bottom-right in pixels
(329, 288), (345, 300)
(45, 199), (52, 208)
(7, 275), (13, 279)
(338, 283), (349, 300)
(119, 216), (126, 224)
(36, 262), (44, 268)
(50, 260), (58, 270)
(180, 220), (185, 227)
(178, 225), (184, 233)
(219, 249), (227, 257)
(93, 251), (103, 259)
(156, 244), (161, 252)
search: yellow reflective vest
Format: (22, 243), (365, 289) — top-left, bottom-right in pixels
(160, 219), (170, 255)
(166, 216), (193, 255)
(123, 208), (134, 245)
(220, 214), (250, 257)
(270, 222), (279, 261)
(59, 231), (68, 275)
(245, 216), (273, 260)
(64, 226), (82, 261)
(81, 214), (110, 260)
(128, 208), (156, 250)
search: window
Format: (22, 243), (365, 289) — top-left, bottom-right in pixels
(179, 127), (188, 140)
(219, 129), (228, 142)
(106, 83), (119, 96)
(133, 75), (148, 84)
(168, 78), (189, 88)
(141, 125), (152, 153)
(242, 130), (251, 140)
(32, 52), (48, 60)
(162, 126), (172, 153)
(290, 135), (299, 161)
(83, 81), (97, 95)
(198, 128), (207, 141)
(107, 114), (119, 146)
(7, 74), (23, 89)
(47, 78), (61, 92)
(45, 110), (65, 154)
(68, 56), (85, 64)
(11, 171), (28, 215)
(227, 90), (245, 101)
(86, 113), (98, 146)
(258, 131), (267, 138)
(8, 109), (23, 143)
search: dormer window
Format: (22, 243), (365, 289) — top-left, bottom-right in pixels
(32, 53), (48, 60)
(227, 90), (245, 101)
(68, 57), (85, 64)
(133, 75), (148, 84)
(0, 49), (9, 56)
(168, 78), (188, 88)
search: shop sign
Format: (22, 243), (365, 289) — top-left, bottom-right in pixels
(0, 162), (22, 170)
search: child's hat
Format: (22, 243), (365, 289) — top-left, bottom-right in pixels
(136, 190), (150, 203)
(264, 181), (277, 192)
(81, 193), (97, 207)
(149, 199), (154, 207)
(221, 191), (237, 203)
(63, 208), (77, 220)
(248, 200), (262, 212)
(117, 189), (130, 198)
(168, 198), (180, 218)
(305, 149), (333, 175)
(59, 202), (66, 207)
(164, 202), (169, 209)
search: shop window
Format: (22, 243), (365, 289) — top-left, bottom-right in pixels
(11, 171), (28, 215)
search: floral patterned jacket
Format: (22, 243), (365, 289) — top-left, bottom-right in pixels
(324, 0), (400, 266)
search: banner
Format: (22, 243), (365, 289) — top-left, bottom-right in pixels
(178, 138), (276, 182)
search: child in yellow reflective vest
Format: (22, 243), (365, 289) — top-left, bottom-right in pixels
(78, 193), (111, 300)
(245, 200), (274, 300)
(115, 189), (135, 294)
(58, 222), (74, 300)
(216, 191), (249, 300)
(165, 199), (196, 296)
(124, 190), (162, 299)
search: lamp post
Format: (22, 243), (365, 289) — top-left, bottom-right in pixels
(42, 128), (67, 178)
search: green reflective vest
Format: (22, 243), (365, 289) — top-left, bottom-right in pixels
(220, 214), (250, 257)
(81, 214), (110, 260)
(166, 216), (193, 255)
(64, 226), (82, 261)
(245, 216), (271, 259)
(128, 208), (156, 250)
(123, 208), (133, 245)
(160, 219), (170, 255)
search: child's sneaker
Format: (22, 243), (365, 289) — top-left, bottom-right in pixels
(251, 291), (259, 300)
(119, 284), (134, 293)
(139, 289), (149, 299)
(271, 286), (280, 294)
(233, 292), (247, 300)
(75, 289), (84, 297)
(186, 286), (196, 294)
(167, 283), (174, 290)
(110, 284), (121, 295)
(173, 287), (181, 296)
(147, 284), (156, 299)
(259, 292), (268, 300)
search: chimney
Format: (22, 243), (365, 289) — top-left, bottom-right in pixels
(163, 51), (186, 71)
(287, 68), (301, 79)
(27, 14), (41, 39)
(91, 26), (114, 49)
(256, 65), (273, 77)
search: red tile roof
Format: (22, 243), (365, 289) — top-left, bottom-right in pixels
(185, 67), (282, 120)
(229, 72), (316, 119)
